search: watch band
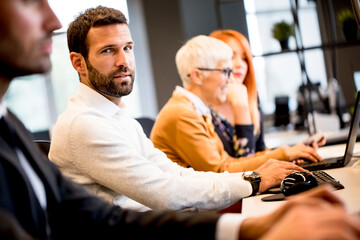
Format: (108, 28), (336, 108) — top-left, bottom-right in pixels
(249, 180), (260, 196)
(242, 171), (261, 196)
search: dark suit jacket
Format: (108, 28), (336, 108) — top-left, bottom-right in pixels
(0, 110), (220, 239)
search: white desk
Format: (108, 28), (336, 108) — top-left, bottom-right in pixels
(264, 127), (352, 149)
(242, 142), (360, 217)
(264, 129), (309, 149)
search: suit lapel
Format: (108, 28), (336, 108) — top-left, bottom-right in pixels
(0, 131), (49, 238)
(0, 138), (23, 167)
(5, 111), (60, 201)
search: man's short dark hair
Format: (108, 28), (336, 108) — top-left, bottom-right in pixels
(67, 6), (128, 59)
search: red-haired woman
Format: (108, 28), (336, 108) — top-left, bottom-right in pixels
(209, 29), (325, 159)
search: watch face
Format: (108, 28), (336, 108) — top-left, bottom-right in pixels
(243, 171), (254, 177)
(252, 172), (261, 178)
(243, 171), (261, 180)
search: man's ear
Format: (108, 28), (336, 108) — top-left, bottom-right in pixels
(188, 69), (203, 85)
(70, 52), (86, 74)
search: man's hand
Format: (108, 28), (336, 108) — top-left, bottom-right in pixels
(255, 159), (307, 192)
(239, 185), (360, 240)
(260, 204), (360, 240)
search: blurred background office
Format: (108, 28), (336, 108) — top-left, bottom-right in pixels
(5, 0), (360, 147)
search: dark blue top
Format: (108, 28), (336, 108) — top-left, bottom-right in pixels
(211, 107), (266, 158)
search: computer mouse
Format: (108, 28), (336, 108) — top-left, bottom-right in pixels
(280, 171), (318, 196)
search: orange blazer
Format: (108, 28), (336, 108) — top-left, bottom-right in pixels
(151, 90), (288, 173)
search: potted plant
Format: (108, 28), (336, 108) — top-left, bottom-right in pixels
(337, 8), (358, 41)
(271, 20), (295, 50)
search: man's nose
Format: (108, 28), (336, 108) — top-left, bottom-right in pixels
(115, 51), (130, 67)
(44, 1), (62, 33)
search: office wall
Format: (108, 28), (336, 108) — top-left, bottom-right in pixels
(138, 0), (359, 117)
(127, 0), (159, 118)
(142, 0), (184, 110)
(141, 0), (248, 110)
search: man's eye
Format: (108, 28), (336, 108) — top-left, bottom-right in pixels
(124, 46), (133, 51)
(102, 49), (113, 54)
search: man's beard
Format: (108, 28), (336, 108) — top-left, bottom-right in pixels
(86, 60), (135, 98)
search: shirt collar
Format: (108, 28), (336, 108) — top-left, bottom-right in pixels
(175, 86), (210, 116)
(0, 99), (7, 119)
(77, 83), (125, 118)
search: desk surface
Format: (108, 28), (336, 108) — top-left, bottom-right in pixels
(264, 127), (352, 149)
(242, 142), (360, 217)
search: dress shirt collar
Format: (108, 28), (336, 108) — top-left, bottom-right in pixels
(77, 83), (126, 118)
(175, 86), (210, 116)
(0, 99), (7, 118)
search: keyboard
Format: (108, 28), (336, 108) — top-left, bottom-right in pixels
(261, 170), (344, 201)
(312, 170), (344, 190)
(300, 157), (344, 171)
(264, 170), (344, 195)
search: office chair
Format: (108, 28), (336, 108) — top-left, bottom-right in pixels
(135, 117), (155, 138)
(32, 130), (50, 141)
(34, 140), (51, 157)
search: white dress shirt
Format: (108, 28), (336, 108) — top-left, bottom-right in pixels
(49, 83), (249, 240)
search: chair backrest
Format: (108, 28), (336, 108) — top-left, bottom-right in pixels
(34, 140), (51, 157)
(135, 117), (155, 138)
(32, 130), (50, 141)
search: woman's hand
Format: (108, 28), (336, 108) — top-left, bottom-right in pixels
(226, 82), (252, 125)
(280, 143), (323, 163)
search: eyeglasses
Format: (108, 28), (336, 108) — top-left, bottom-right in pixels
(197, 67), (233, 79)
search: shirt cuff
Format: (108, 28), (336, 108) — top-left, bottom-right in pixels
(227, 172), (253, 197)
(244, 180), (253, 195)
(215, 213), (247, 240)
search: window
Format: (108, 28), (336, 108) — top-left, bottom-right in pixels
(5, 0), (135, 134)
(355, 71), (360, 91)
(244, 0), (328, 115)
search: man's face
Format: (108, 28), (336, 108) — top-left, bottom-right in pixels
(85, 24), (135, 99)
(0, 0), (61, 78)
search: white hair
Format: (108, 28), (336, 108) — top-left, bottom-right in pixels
(175, 35), (233, 87)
